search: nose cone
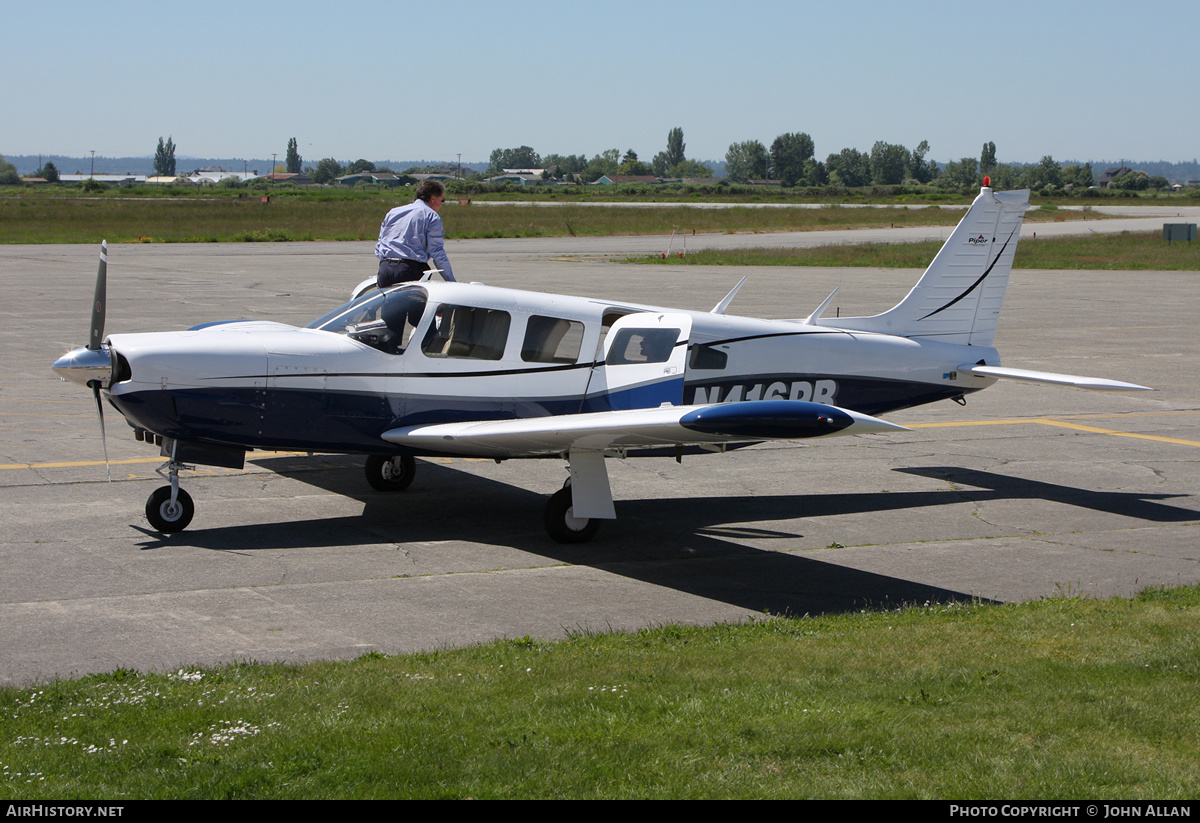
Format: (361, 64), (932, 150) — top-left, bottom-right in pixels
(52, 345), (112, 387)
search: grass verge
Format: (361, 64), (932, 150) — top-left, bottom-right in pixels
(626, 231), (1200, 271)
(3, 585), (1199, 798)
(0, 199), (1097, 245)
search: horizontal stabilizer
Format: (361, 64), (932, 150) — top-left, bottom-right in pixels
(960, 364), (1152, 392)
(383, 400), (907, 459)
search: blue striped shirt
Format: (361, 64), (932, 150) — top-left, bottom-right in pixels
(374, 199), (455, 281)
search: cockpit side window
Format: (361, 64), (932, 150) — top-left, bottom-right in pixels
(422, 304), (511, 360)
(522, 315), (584, 364)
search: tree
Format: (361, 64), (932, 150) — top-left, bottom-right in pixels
(667, 159), (713, 178)
(618, 150), (651, 176)
(939, 157), (979, 190)
(153, 136), (176, 176)
(1036, 155), (1063, 189)
(666, 127), (685, 168)
(870, 141), (908, 185)
(724, 140), (769, 182)
(910, 140), (936, 183)
(770, 132), (815, 186)
(980, 142), (997, 175)
(313, 157), (343, 184)
(38, 161), (59, 183)
(543, 153), (587, 179)
(826, 148), (871, 187)
(0, 155), (18, 185)
(345, 159), (376, 174)
(286, 138), (302, 174)
(1110, 170), (1149, 191)
(580, 149), (620, 183)
(802, 157), (827, 186)
(487, 146), (541, 175)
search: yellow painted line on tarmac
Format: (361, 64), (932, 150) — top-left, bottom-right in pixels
(0, 450), (317, 472)
(904, 414), (1200, 448)
(4, 413), (1198, 472)
(0, 457), (163, 470)
(1031, 419), (1200, 448)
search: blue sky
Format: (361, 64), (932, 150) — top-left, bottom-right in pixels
(6, 0), (1196, 165)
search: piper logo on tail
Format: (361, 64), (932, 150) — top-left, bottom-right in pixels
(691, 379), (839, 405)
(967, 234), (989, 244)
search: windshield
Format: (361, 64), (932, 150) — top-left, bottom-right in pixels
(306, 286), (427, 335)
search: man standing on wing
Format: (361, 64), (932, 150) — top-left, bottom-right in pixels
(375, 180), (456, 287)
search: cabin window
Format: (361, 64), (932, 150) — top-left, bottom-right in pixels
(422, 304), (511, 360)
(689, 344), (728, 370)
(605, 327), (680, 365)
(522, 315), (584, 364)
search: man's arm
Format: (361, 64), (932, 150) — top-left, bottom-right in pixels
(426, 214), (455, 282)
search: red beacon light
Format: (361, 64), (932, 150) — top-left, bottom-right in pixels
(983, 176), (991, 188)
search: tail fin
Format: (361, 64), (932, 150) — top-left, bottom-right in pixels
(828, 186), (1029, 346)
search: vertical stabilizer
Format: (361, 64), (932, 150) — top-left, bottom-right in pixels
(827, 186), (1029, 345)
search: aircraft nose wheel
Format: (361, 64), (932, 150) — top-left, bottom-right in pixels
(146, 486), (194, 533)
(544, 485), (600, 544)
(365, 454), (416, 491)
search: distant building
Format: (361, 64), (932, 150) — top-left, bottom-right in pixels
(260, 172), (314, 185)
(485, 172), (542, 185)
(1098, 166), (1131, 188)
(593, 174), (661, 185)
(59, 174), (147, 184)
(335, 171), (409, 187)
(188, 166), (257, 185)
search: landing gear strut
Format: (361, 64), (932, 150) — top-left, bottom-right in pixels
(146, 459), (194, 533)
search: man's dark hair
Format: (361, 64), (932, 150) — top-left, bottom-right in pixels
(414, 180), (445, 203)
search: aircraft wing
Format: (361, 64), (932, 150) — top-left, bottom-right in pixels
(960, 364), (1152, 392)
(381, 400), (908, 459)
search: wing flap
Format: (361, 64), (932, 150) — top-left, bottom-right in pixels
(382, 400), (907, 458)
(960, 364), (1152, 392)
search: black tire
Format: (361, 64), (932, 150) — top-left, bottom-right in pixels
(146, 486), (194, 533)
(544, 485), (600, 544)
(365, 454), (416, 492)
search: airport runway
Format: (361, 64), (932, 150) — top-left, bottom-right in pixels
(2, 216), (1197, 685)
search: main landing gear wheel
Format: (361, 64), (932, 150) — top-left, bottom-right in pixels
(146, 486), (194, 533)
(544, 485), (600, 544)
(365, 454), (416, 492)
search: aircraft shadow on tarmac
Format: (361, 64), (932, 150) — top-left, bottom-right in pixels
(132, 457), (1199, 617)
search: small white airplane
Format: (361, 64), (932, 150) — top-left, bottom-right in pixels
(53, 182), (1149, 541)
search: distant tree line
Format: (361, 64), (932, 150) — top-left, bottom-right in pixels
(0, 130), (1184, 192)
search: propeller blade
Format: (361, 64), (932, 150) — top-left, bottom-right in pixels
(88, 240), (107, 351)
(89, 380), (111, 482)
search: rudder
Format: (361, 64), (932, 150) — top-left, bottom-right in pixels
(828, 185), (1030, 346)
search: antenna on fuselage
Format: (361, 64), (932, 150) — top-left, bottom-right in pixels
(803, 288), (840, 325)
(710, 277), (747, 314)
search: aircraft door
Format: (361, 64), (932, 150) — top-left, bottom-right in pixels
(584, 312), (692, 412)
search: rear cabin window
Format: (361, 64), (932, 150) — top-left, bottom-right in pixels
(689, 344), (728, 370)
(605, 328), (680, 365)
(522, 315), (584, 364)
(422, 305), (511, 360)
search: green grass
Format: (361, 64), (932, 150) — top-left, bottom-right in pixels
(627, 231), (1200, 271)
(0, 193), (1109, 245)
(3, 585), (1199, 798)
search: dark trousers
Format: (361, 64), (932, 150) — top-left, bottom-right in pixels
(377, 258), (429, 288)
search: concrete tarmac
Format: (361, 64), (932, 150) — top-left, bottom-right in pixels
(2, 219), (1198, 685)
